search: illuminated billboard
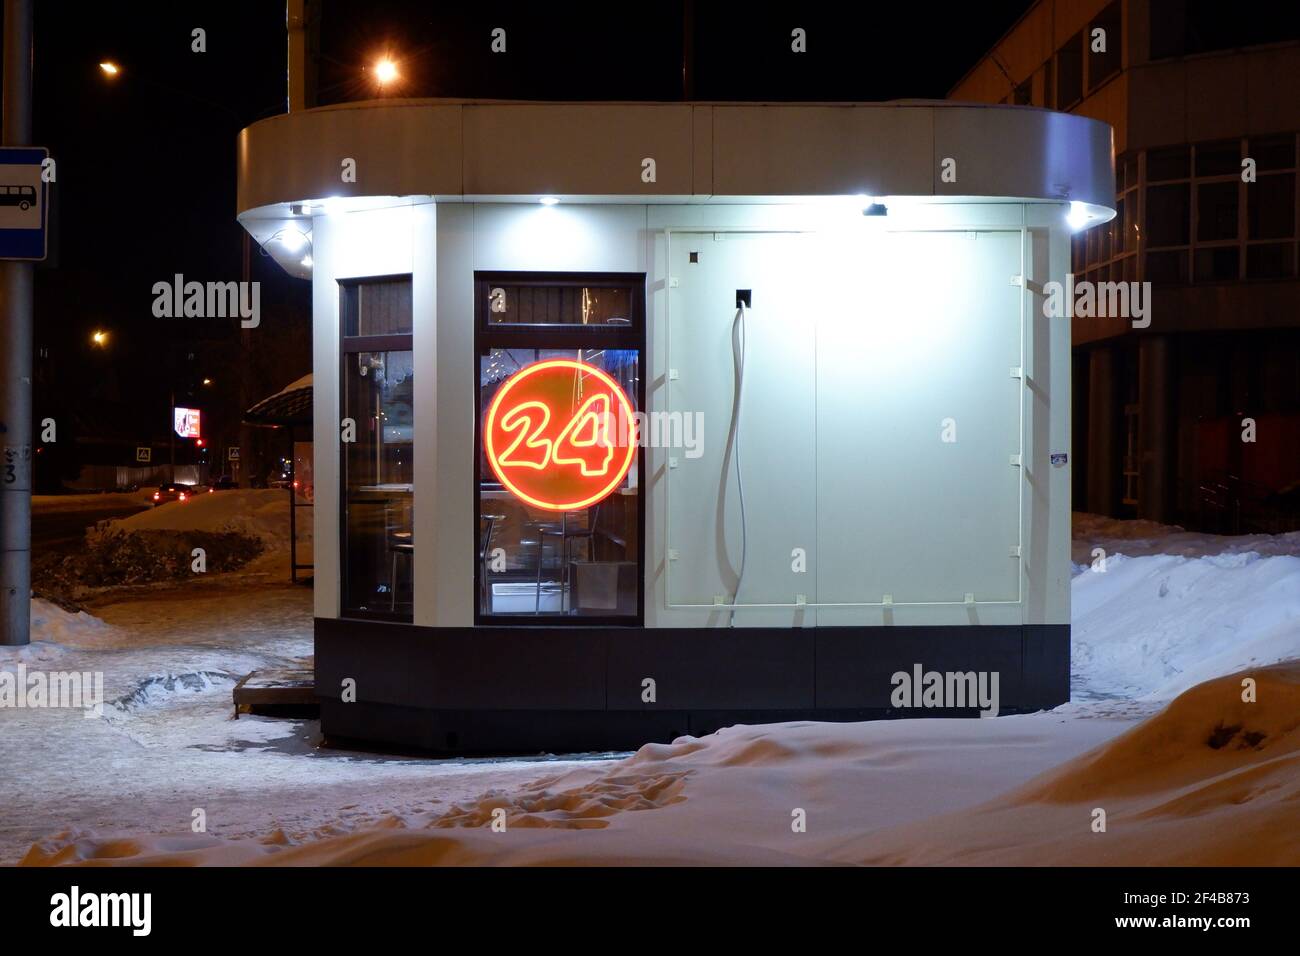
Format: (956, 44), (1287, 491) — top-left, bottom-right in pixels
(173, 406), (201, 439)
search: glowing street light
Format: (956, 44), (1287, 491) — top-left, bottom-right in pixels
(99, 61), (120, 77)
(91, 329), (109, 347)
(373, 57), (398, 87)
(202, 378), (213, 386)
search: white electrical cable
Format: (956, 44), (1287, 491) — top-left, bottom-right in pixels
(727, 301), (748, 627)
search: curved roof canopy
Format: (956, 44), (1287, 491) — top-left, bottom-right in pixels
(236, 98), (1115, 276)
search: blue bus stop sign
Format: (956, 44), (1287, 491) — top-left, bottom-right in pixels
(0, 147), (49, 261)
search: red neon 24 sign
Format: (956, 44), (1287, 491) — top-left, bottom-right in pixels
(484, 359), (637, 511)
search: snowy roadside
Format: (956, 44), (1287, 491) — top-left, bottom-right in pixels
(7, 512), (1300, 866)
(31, 490), (155, 514)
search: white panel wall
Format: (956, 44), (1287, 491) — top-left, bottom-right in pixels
(471, 203), (648, 273)
(420, 204), (475, 627)
(1025, 203), (1074, 626)
(645, 203), (1072, 628)
(311, 204), (420, 621)
(313, 199), (1072, 630)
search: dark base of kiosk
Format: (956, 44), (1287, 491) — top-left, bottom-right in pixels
(315, 618), (1070, 755)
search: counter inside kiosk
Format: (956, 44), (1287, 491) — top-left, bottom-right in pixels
(236, 100), (1115, 752)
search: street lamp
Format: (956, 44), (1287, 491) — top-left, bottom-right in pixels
(91, 329), (109, 347)
(373, 57), (398, 87)
(99, 61), (120, 77)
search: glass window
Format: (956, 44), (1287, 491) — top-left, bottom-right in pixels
(1088, 1), (1122, 92)
(343, 277), (413, 336)
(1146, 183), (1190, 246)
(1116, 196), (1131, 253)
(1196, 181), (1239, 242)
(1246, 243), (1296, 279)
(476, 274), (644, 623)
(1248, 173), (1295, 240)
(1194, 246), (1239, 282)
(1150, 0), (1300, 59)
(1147, 146), (1189, 182)
(1013, 78), (1032, 105)
(1056, 31), (1083, 109)
(1249, 135), (1296, 173)
(339, 277), (414, 620)
(1146, 249), (1189, 283)
(1195, 140), (1241, 177)
(1120, 153), (1138, 190)
(486, 283), (635, 326)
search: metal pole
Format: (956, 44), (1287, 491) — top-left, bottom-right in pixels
(0, 0), (34, 646)
(169, 387), (176, 483)
(288, 429), (297, 584)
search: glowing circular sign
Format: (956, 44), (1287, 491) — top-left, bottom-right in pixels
(484, 359), (637, 511)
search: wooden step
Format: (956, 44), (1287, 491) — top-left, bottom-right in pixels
(232, 667), (317, 717)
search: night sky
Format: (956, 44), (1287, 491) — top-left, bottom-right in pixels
(22, 0), (1032, 484)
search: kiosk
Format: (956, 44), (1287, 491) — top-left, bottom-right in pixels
(236, 99), (1115, 752)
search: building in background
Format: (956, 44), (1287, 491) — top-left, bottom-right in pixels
(951, 0), (1300, 531)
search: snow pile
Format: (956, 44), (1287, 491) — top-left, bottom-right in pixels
(28, 598), (119, 646)
(1071, 513), (1300, 700)
(852, 663), (1300, 865)
(108, 671), (238, 714)
(1072, 551), (1300, 700)
(1072, 511), (1300, 565)
(109, 489), (298, 553)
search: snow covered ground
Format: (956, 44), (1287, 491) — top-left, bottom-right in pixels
(5, 512), (1299, 866)
(3, 581), (599, 866)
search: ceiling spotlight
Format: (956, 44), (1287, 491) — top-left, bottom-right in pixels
(1067, 200), (1093, 232)
(279, 229), (309, 253)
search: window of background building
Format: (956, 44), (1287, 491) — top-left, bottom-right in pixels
(1140, 134), (1300, 285)
(339, 276), (414, 620)
(1087, 1), (1122, 92)
(1247, 135), (1297, 279)
(1075, 150), (1140, 284)
(1055, 30), (1083, 109)
(1150, 0), (1300, 60)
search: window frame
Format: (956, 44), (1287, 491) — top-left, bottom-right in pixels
(472, 271), (647, 627)
(338, 273), (415, 622)
(1134, 135), (1300, 285)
